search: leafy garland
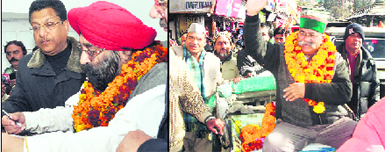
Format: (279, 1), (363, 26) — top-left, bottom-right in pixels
(72, 42), (168, 132)
(284, 31), (337, 114)
(240, 102), (276, 152)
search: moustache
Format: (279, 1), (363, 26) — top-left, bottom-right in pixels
(298, 41), (317, 49)
(39, 39), (50, 44)
(9, 58), (19, 63)
(80, 63), (91, 73)
(218, 49), (229, 57)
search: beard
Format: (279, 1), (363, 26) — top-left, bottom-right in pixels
(216, 48), (230, 61)
(81, 51), (121, 91)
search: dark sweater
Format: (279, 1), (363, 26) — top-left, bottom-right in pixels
(46, 41), (72, 75)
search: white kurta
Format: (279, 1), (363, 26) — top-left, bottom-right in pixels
(22, 84), (166, 152)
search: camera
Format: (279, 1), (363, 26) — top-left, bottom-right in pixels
(2, 74), (9, 84)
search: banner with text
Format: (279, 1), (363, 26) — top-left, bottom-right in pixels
(170, 0), (215, 13)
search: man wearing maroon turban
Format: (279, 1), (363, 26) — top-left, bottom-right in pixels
(1, 1), (168, 152)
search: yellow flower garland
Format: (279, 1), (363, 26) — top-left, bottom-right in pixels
(72, 42), (168, 132)
(284, 31), (337, 114)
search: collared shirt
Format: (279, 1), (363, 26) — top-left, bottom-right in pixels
(347, 50), (361, 84)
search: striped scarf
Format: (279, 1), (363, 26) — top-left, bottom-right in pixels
(182, 45), (208, 133)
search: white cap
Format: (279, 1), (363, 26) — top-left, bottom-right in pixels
(188, 23), (206, 34)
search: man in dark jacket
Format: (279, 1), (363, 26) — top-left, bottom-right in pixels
(244, 0), (357, 151)
(336, 23), (380, 120)
(1, 0), (85, 123)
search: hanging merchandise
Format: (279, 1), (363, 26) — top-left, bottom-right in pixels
(230, 0), (242, 18)
(226, 18), (231, 31)
(215, 0), (242, 18)
(215, 0), (230, 16)
(267, 13), (276, 22)
(284, 17), (293, 31)
(276, 18), (285, 28)
(259, 12), (266, 23)
(212, 19), (218, 36)
(231, 22), (235, 32)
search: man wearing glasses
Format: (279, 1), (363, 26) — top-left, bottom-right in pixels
(243, 0), (358, 151)
(1, 0), (85, 133)
(170, 22), (224, 151)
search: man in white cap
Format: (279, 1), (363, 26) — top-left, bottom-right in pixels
(171, 23), (224, 151)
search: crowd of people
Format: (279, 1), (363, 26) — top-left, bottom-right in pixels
(1, 0), (384, 152)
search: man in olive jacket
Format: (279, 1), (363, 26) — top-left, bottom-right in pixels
(336, 23), (380, 120)
(244, 0), (357, 151)
(2, 0), (85, 121)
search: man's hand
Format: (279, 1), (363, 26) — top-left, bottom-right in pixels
(169, 39), (178, 47)
(1, 112), (26, 134)
(206, 118), (225, 136)
(246, 0), (269, 16)
(283, 83), (305, 101)
(2, 133), (24, 152)
(116, 129), (152, 152)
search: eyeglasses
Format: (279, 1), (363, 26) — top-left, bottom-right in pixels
(82, 48), (105, 60)
(298, 30), (321, 39)
(30, 21), (63, 32)
(155, 0), (167, 6)
(187, 36), (204, 42)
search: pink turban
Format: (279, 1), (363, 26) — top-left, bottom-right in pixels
(68, 1), (157, 50)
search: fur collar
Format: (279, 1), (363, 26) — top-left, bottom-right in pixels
(27, 36), (84, 73)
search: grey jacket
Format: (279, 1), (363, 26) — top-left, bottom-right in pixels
(337, 43), (380, 120)
(244, 15), (353, 127)
(2, 37), (86, 116)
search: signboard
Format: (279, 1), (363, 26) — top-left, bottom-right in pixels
(170, 0), (215, 13)
(178, 15), (205, 36)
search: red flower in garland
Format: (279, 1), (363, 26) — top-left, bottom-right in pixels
(283, 31), (337, 114)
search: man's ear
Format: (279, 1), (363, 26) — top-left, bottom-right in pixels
(63, 20), (70, 34)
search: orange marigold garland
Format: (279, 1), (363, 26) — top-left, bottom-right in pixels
(240, 102), (276, 152)
(283, 31), (336, 114)
(72, 42), (168, 132)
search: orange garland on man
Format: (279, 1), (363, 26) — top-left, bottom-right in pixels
(243, 0), (357, 151)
